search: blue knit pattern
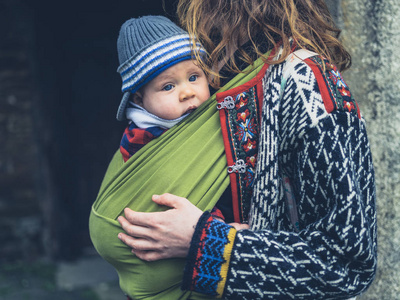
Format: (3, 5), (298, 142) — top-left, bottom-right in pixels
(197, 220), (232, 295)
(183, 56), (377, 299)
(183, 212), (236, 296)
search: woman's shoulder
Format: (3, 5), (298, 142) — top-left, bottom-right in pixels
(269, 51), (365, 146)
(281, 51), (361, 120)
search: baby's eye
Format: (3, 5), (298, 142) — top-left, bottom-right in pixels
(163, 84), (174, 91)
(189, 75), (198, 82)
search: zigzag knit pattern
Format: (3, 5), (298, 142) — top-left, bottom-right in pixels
(182, 212), (236, 297)
(183, 56), (377, 299)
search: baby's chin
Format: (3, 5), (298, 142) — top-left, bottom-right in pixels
(161, 106), (199, 120)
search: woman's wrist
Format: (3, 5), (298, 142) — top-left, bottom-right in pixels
(185, 210), (213, 264)
(182, 211), (237, 297)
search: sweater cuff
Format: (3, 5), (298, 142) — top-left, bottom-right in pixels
(182, 211), (237, 298)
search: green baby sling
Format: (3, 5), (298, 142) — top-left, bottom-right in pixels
(89, 57), (268, 299)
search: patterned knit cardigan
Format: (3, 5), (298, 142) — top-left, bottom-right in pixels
(182, 54), (377, 299)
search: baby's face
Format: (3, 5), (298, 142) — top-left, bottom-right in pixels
(134, 60), (210, 120)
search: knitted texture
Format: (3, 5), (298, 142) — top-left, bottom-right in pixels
(183, 56), (377, 299)
(117, 16), (187, 67)
(183, 211), (236, 297)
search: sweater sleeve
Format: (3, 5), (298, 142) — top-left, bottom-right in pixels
(224, 112), (377, 299)
(181, 211), (237, 298)
(182, 60), (377, 299)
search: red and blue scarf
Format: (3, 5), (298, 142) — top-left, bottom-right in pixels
(120, 122), (166, 162)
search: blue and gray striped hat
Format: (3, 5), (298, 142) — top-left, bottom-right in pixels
(116, 15), (206, 121)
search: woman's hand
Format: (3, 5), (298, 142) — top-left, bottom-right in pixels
(229, 222), (250, 230)
(117, 193), (203, 262)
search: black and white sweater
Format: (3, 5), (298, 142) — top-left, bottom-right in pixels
(182, 53), (377, 299)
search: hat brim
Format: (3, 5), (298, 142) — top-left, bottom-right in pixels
(116, 92), (131, 121)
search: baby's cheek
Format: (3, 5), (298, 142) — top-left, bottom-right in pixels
(159, 105), (182, 120)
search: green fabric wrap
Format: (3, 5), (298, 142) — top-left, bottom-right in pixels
(89, 57), (268, 300)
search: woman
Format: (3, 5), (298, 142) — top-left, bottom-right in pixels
(117, 0), (377, 299)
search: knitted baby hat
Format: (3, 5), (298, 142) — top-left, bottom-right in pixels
(116, 15), (206, 121)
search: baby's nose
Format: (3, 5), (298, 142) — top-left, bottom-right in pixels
(179, 85), (195, 102)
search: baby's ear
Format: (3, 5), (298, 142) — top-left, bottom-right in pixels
(132, 91), (143, 106)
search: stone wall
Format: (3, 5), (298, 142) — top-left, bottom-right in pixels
(333, 0), (400, 298)
(0, 0), (177, 262)
(0, 0), (49, 261)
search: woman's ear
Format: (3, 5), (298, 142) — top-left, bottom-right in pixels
(132, 91), (144, 107)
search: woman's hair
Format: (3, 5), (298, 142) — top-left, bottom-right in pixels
(177, 0), (351, 88)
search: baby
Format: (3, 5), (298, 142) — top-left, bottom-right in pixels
(115, 15), (210, 161)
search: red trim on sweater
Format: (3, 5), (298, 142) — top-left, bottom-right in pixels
(217, 106), (241, 223)
(216, 62), (271, 223)
(304, 58), (336, 114)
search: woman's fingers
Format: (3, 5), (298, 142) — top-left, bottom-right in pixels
(117, 193), (204, 261)
(122, 193), (184, 227)
(151, 193), (186, 208)
(123, 207), (160, 227)
(131, 249), (166, 262)
(117, 232), (167, 262)
(118, 232), (157, 251)
(118, 215), (152, 239)
(117, 232), (137, 250)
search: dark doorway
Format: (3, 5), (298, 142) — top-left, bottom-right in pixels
(29, 0), (178, 259)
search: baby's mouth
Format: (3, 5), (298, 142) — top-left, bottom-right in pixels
(185, 106), (197, 114)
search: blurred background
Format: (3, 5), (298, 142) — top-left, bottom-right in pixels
(0, 0), (399, 299)
(1, 0), (178, 298)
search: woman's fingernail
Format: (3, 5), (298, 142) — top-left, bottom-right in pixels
(118, 233), (122, 240)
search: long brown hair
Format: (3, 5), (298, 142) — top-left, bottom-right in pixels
(177, 0), (351, 89)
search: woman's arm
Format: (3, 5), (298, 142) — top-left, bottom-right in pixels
(182, 111), (376, 299)
(117, 193), (249, 261)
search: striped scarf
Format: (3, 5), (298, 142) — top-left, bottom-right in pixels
(120, 122), (166, 162)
